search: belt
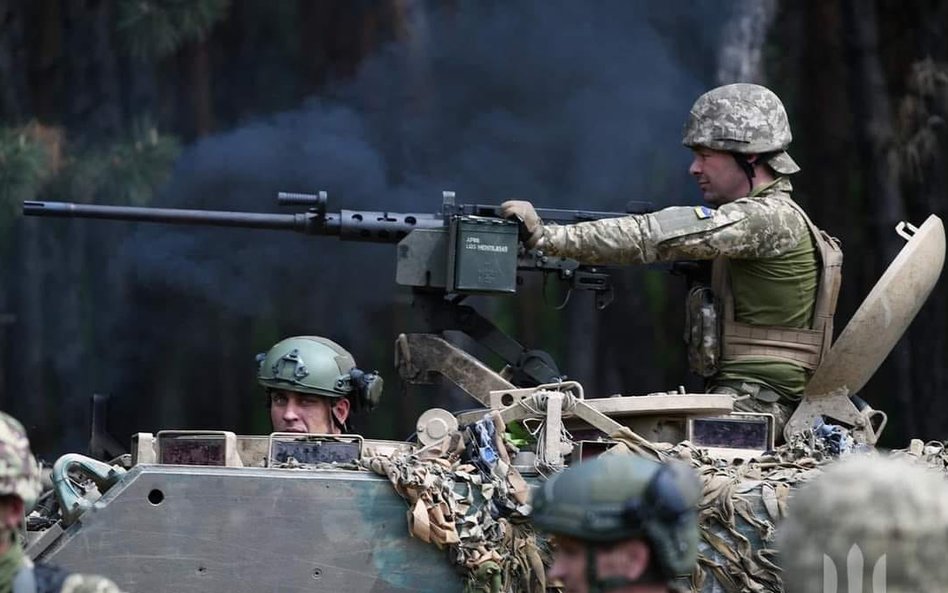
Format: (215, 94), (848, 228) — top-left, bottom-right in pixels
(713, 381), (781, 404)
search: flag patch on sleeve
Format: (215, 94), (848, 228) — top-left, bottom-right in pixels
(694, 205), (715, 220)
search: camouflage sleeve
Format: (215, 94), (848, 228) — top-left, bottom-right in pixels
(60, 573), (125, 593)
(541, 197), (807, 265)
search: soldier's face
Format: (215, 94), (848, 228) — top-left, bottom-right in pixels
(547, 535), (652, 593)
(689, 147), (749, 205)
(0, 496), (24, 553)
(269, 389), (349, 434)
(547, 535), (591, 593)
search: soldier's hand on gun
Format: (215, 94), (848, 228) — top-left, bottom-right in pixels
(500, 200), (544, 249)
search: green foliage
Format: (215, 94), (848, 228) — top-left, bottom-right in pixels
(56, 127), (181, 206)
(117, 0), (230, 60)
(0, 127), (50, 232)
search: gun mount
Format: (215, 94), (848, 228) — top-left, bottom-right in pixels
(24, 192), (641, 394)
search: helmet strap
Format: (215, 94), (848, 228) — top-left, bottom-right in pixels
(732, 153), (756, 195)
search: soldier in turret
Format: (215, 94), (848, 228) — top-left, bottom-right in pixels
(0, 412), (125, 593)
(256, 336), (383, 434)
(530, 454), (701, 593)
(503, 83), (841, 436)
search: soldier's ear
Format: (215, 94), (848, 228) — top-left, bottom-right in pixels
(598, 540), (652, 581)
(331, 397), (351, 425)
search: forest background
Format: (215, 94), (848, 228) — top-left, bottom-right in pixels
(1, 0), (946, 457)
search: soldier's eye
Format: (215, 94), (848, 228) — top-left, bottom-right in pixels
(271, 393), (288, 405)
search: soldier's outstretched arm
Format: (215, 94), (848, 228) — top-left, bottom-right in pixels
(537, 198), (807, 265)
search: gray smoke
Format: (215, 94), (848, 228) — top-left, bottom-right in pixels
(103, 0), (737, 433)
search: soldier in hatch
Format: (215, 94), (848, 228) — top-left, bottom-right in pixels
(502, 83), (841, 435)
(0, 412), (125, 593)
(530, 454), (701, 593)
(257, 336), (383, 433)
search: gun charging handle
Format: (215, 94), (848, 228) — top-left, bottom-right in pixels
(278, 190), (327, 211)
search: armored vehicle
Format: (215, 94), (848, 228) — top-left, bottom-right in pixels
(19, 194), (946, 593)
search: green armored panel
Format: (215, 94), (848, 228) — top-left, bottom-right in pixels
(30, 465), (462, 593)
(447, 216), (519, 294)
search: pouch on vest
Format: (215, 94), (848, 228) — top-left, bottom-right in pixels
(684, 285), (720, 377)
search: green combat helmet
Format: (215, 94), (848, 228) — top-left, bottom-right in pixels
(682, 82), (801, 175)
(777, 455), (948, 593)
(257, 336), (383, 411)
(531, 454), (701, 589)
(0, 412), (42, 513)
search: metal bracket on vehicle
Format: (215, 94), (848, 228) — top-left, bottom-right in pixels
(783, 388), (887, 446)
(492, 381), (633, 470)
(52, 454), (127, 526)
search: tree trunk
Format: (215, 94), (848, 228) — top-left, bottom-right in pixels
(0, 0), (30, 121)
(716, 0), (778, 84)
(842, 0), (914, 435)
(57, 220), (89, 451)
(297, 0), (335, 92)
(181, 39), (214, 138)
(61, 0), (122, 138)
(16, 218), (47, 435)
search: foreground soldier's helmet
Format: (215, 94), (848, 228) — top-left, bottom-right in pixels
(531, 454), (701, 578)
(682, 82), (801, 175)
(778, 455), (948, 593)
(0, 412), (42, 512)
(257, 336), (382, 411)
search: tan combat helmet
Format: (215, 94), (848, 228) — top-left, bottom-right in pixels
(682, 83), (801, 175)
(0, 412), (42, 513)
(777, 455), (948, 593)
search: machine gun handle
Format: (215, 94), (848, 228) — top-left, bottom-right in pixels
(277, 191), (327, 210)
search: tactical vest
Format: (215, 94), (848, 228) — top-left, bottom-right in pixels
(711, 198), (842, 370)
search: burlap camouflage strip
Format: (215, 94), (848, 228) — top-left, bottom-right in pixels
(607, 426), (847, 593)
(361, 412), (547, 593)
(609, 426), (948, 593)
(361, 402), (948, 593)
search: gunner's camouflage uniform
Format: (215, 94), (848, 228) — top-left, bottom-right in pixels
(530, 84), (831, 434)
(0, 413), (125, 593)
(538, 177), (817, 431)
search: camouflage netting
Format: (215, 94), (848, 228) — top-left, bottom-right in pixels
(609, 425), (948, 593)
(361, 412), (548, 593)
(361, 408), (948, 593)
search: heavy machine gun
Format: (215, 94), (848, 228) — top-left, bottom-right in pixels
(23, 192), (647, 398)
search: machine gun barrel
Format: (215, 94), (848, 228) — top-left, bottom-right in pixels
(22, 201), (444, 243)
(24, 200), (311, 231)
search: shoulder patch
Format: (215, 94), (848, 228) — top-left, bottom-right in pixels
(694, 205), (715, 220)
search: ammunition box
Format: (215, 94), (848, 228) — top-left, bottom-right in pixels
(447, 216), (519, 294)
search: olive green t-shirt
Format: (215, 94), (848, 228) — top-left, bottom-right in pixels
(714, 181), (818, 399)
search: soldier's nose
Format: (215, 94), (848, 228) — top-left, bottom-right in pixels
(688, 157), (702, 176)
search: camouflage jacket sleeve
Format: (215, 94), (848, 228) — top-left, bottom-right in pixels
(540, 196), (808, 265)
(60, 573), (125, 593)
